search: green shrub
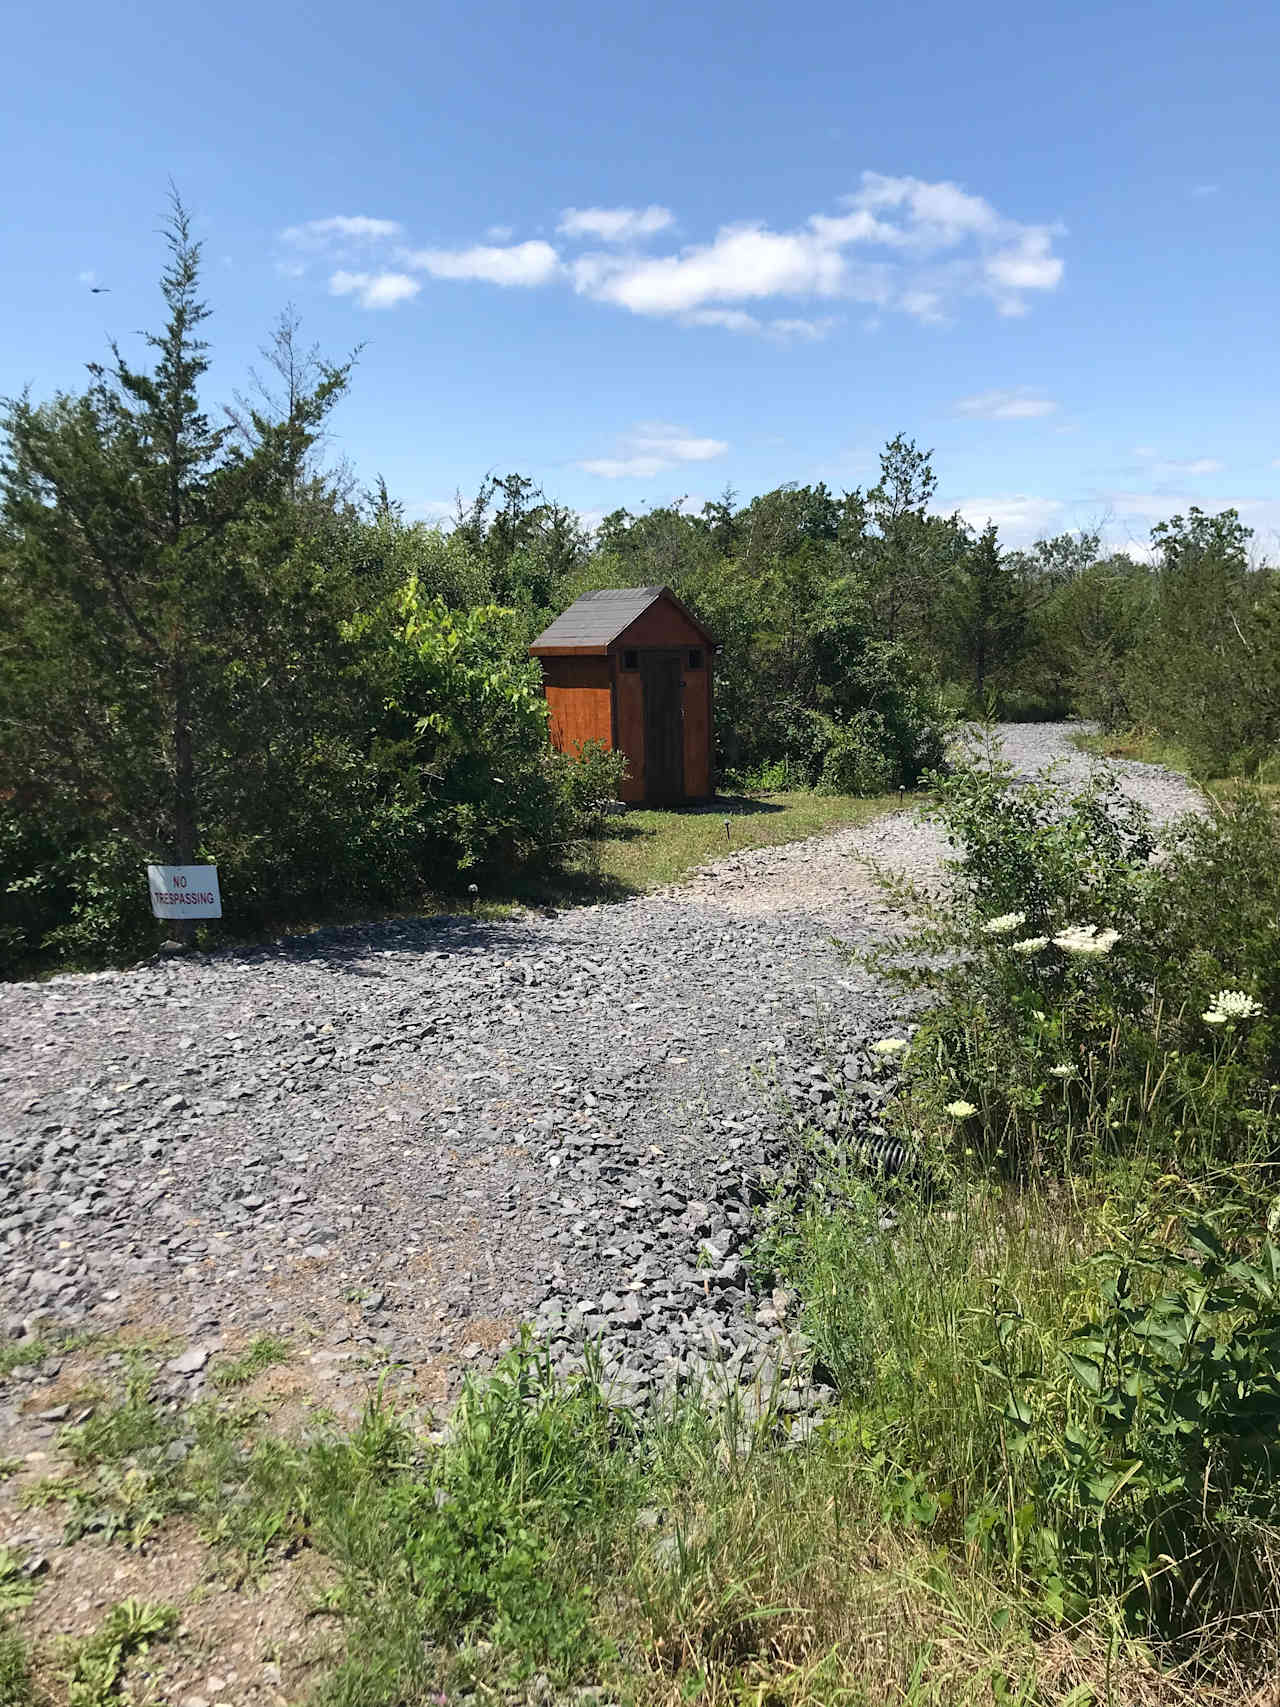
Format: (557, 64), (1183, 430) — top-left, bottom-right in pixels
(863, 730), (1280, 1177)
(557, 738), (628, 836)
(986, 1210), (1280, 1634)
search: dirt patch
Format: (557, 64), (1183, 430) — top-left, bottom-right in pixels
(17, 1520), (341, 1706)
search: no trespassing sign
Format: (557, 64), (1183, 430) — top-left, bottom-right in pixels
(147, 865), (222, 920)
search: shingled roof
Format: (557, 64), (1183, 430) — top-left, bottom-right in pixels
(529, 586), (714, 654)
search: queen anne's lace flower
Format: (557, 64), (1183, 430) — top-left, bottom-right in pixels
(1053, 925), (1121, 956)
(1203, 989), (1263, 1024)
(871, 1038), (909, 1058)
(982, 912), (1027, 936)
(945, 1099), (978, 1118)
(1048, 1064), (1077, 1079)
(1011, 936), (1050, 954)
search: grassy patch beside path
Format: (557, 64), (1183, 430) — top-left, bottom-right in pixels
(1072, 727), (1280, 802)
(572, 791), (898, 894)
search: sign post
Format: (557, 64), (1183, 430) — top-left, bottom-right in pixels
(147, 865), (222, 926)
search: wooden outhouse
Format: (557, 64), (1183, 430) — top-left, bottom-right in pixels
(530, 587), (716, 804)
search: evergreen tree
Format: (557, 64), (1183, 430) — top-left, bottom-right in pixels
(1, 193), (350, 920)
(945, 522), (1028, 698)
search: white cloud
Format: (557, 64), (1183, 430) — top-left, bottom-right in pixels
(954, 389), (1058, 420)
(283, 215), (402, 245)
(768, 316), (837, 340)
(329, 270), (421, 309)
(486, 224), (514, 241)
(409, 499), (457, 524)
(983, 229), (1063, 293)
(951, 495), (1065, 539)
(564, 173), (1062, 326)
(681, 307), (836, 340)
(571, 224), (849, 315)
(683, 307), (764, 333)
(558, 205), (674, 242)
(78, 268), (96, 286)
(1161, 457), (1223, 477)
(401, 240), (560, 287)
(299, 171), (1063, 331)
(578, 422), (728, 480)
(899, 288), (944, 323)
(1132, 449), (1225, 478)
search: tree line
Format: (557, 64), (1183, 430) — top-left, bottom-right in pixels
(2, 204), (1276, 974)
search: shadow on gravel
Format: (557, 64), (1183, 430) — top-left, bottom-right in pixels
(142, 798), (790, 976)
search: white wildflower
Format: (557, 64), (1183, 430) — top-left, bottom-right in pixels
(945, 1099), (978, 1118)
(1053, 925), (1121, 956)
(1202, 1010), (1228, 1026)
(871, 1038), (909, 1058)
(1011, 936), (1050, 955)
(1203, 988), (1264, 1024)
(982, 912), (1027, 936)
(1048, 1064), (1077, 1080)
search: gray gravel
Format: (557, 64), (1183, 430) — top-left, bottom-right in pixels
(0, 724), (1202, 1426)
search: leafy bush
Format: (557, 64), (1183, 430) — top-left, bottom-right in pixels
(1121, 511), (1280, 775)
(558, 738), (628, 835)
(985, 1209), (1280, 1633)
(0, 583), (622, 975)
(737, 642), (948, 798)
(864, 730), (1280, 1176)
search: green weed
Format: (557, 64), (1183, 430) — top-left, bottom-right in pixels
(211, 1334), (293, 1388)
(308, 1352), (635, 1700)
(60, 1599), (177, 1706)
(0, 1549), (37, 1616)
(0, 1623), (36, 1707)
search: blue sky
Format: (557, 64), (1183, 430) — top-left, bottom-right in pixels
(5, 0), (1279, 554)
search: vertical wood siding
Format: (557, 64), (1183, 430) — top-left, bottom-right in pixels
(541, 656), (612, 755)
(614, 666), (646, 801)
(682, 656), (712, 797)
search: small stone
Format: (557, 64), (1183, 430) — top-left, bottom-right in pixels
(166, 1347), (209, 1375)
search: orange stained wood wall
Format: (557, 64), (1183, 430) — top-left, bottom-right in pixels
(540, 655), (612, 756)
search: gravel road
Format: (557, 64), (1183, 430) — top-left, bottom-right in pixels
(0, 724), (1202, 1427)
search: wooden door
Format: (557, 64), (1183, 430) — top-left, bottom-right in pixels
(641, 651), (685, 801)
